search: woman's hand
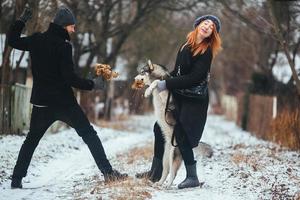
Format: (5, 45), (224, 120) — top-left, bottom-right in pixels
(156, 80), (166, 92)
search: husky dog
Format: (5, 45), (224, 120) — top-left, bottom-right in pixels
(133, 60), (213, 188)
(134, 60), (180, 187)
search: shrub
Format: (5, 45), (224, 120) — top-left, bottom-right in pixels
(269, 109), (300, 150)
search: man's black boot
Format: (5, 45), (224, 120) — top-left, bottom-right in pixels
(178, 162), (200, 189)
(11, 177), (23, 189)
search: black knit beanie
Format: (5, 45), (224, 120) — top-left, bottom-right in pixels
(193, 15), (221, 33)
(53, 6), (76, 27)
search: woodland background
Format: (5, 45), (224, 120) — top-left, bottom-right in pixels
(0, 0), (299, 150)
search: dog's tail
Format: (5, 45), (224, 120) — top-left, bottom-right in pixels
(194, 141), (213, 158)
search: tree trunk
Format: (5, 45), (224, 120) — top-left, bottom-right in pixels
(13, 51), (25, 84)
(0, 0), (30, 134)
(267, 0), (300, 95)
(103, 0), (124, 120)
(1, 45), (13, 85)
(104, 80), (114, 120)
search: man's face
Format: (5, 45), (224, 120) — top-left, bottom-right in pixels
(65, 24), (75, 35)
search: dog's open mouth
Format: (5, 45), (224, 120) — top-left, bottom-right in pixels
(131, 80), (145, 90)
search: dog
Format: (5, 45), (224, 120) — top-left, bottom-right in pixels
(133, 60), (213, 188)
(133, 60), (180, 187)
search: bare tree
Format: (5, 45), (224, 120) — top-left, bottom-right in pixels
(60, 0), (205, 120)
(267, 0), (300, 96)
(0, 0), (214, 121)
(1, 0), (29, 135)
(1, 0), (28, 86)
(217, 0), (300, 96)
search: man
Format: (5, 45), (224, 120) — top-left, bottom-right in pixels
(8, 6), (127, 189)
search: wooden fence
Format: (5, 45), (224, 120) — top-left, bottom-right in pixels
(0, 84), (66, 135)
(221, 93), (277, 139)
(0, 81), (136, 135)
(0, 84), (32, 134)
(221, 94), (238, 122)
(247, 95), (275, 139)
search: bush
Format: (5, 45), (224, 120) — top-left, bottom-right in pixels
(269, 109), (300, 150)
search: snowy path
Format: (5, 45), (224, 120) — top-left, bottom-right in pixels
(0, 116), (154, 200)
(1, 133), (150, 200)
(0, 115), (300, 200)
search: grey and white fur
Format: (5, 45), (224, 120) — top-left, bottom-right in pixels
(134, 60), (213, 188)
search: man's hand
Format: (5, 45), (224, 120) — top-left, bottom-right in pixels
(19, 7), (32, 23)
(93, 77), (105, 90)
(86, 71), (96, 80)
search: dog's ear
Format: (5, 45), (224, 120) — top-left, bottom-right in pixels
(148, 60), (154, 72)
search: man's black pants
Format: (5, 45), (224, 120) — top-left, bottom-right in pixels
(12, 103), (112, 178)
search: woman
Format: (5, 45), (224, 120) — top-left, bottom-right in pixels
(136, 15), (222, 189)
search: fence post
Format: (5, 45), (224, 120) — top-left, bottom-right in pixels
(272, 96), (277, 119)
(0, 85), (12, 134)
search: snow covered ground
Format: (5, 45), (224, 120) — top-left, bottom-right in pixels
(0, 114), (299, 200)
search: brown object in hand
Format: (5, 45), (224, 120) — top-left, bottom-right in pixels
(94, 63), (119, 80)
(131, 79), (145, 90)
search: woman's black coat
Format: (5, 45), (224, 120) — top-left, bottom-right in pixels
(166, 44), (212, 148)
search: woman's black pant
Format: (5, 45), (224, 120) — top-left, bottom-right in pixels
(153, 122), (195, 165)
(12, 103), (112, 178)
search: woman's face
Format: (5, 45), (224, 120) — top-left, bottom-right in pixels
(197, 19), (214, 38)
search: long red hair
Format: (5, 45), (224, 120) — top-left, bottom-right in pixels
(183, 22), (222, 58)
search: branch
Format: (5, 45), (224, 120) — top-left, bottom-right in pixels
(218, 0), (274, 37)
(267, 0), (300, 95)
(160, 0), (201, 12)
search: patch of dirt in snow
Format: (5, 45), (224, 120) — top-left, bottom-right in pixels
(72, 143), (155, 200)
(0, 115), (155, 200)
(97, 115), (155, 133)
(1, 115), (300, 200)
(193, 115), (300, 200)
(117, 144), (153, 164)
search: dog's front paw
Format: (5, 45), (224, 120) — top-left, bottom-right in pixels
(166, 182), (173, 189)
(157, 180), (164, 186)
(144, 88), (152, 97)
(153, 182), (163, 188)
(144, 80), (159, 97)
(149, 80), (159, 91)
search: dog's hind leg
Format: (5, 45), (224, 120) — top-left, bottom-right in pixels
(157, 141), (171, 186)
(167, 147), (182, 188)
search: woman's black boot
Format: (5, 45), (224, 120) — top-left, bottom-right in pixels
(178, 162), (200, 189)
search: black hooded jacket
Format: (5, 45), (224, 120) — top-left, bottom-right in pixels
(8, 20), (94, 106)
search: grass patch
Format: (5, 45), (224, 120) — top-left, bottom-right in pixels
(73, 144), (154, 200)
(269, 109), (300, 150)
(117, 144), (153, 164)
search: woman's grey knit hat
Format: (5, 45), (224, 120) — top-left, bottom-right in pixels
(193, 15), (221, 33)
(53, 6), (76, 27)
